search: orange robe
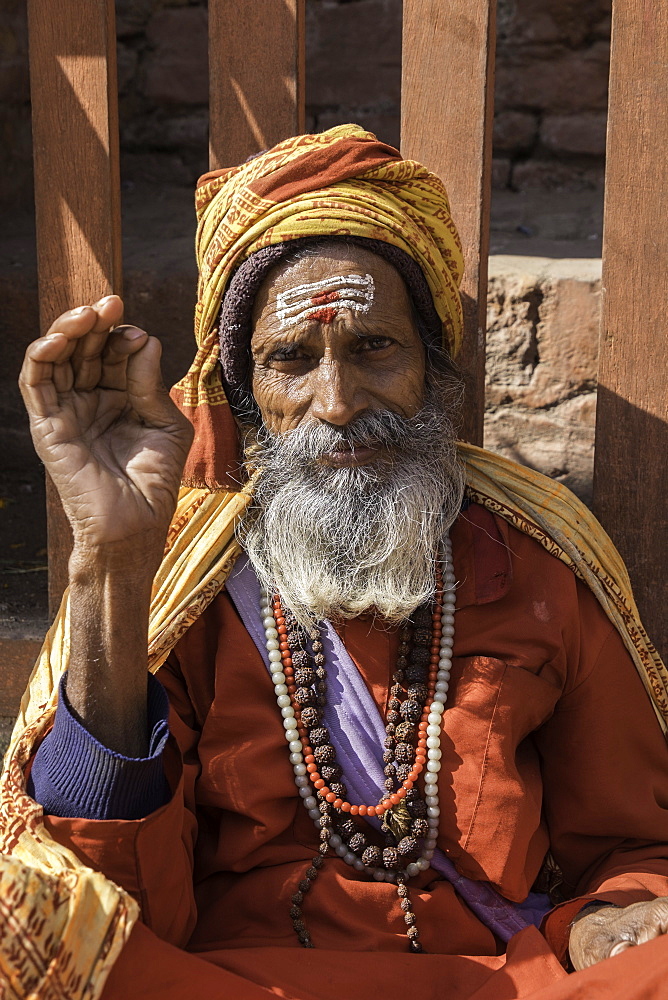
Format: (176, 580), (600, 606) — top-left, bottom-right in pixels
(43, 506), (668, 999)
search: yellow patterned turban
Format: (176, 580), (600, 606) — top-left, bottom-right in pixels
(171, 124), (464, 489)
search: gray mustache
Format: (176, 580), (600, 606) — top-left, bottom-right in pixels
(260, 409), (429, 462)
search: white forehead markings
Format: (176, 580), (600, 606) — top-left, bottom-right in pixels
(276, 273), (375, 328)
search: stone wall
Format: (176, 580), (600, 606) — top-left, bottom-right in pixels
(2, 0), (612, 209)
(485, 256), (601, 504)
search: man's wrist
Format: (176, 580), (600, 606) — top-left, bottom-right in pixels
(570, 901), (621, 926)
(28, 671), (171, 820)
(542, 896), (625, 965)
(69, 531), (165, 584)
(66, 536), (160, 756)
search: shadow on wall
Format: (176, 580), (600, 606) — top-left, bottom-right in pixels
(593, 387), (668, 665)
(483, 384), (666, 664)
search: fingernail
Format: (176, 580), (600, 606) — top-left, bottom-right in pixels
(119, 325), (145, 340)
(71, 306), (87, 315)
(96, 294), (115, 306)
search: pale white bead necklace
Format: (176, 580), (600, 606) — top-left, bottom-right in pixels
(261, 533), (455, 884)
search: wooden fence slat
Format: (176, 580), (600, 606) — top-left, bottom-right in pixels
(401, 0), (496, 446)
(593, 0), (668, 661)
(27, 0), (122, 615)
(208, 0), (305, 170)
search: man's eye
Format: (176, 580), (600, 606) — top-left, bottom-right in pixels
(360, 336), (393, 351)
(269, 346), (307, 363)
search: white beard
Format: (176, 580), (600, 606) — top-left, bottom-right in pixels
(238, 388), (465, 627)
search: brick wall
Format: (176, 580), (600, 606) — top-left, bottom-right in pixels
(2, 0), (612, 209)
(1, 0), (32, 211)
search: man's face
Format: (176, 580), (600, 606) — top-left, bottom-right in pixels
(240, 245), (465, 625)
(250, 246), (426, 461)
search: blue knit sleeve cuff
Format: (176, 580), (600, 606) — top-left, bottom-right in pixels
(28, 672), (172, 820)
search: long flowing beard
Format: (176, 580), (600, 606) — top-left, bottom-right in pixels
(237, 389), (465, 628)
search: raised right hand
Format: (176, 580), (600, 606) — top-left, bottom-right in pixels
(19, 295), (193, 557)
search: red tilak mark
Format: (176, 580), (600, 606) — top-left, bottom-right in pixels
(308, 307), (338, 324)
(310, 290), (340, 306)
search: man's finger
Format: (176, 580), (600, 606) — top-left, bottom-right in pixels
(125, 338), (193, 452)
(45, 304), (95, 339)
(44, 296), (122, 343)
(19, 333), (75, 418)
(89, 294), (124, 333)
(53, 355), (74, 395)
(71, 326), (112, 391)
(609, 939), (635, 958)
(99, 326), (148, 391)
(571, 898), (668, 969)
(125, 336), (179, 426)
(48, 297), (122, 390)
(632, 901), (668, 946)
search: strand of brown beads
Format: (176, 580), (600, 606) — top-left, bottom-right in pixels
(266, 559), (445, 953)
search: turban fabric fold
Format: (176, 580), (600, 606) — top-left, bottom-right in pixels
(171, 124), (464, 490)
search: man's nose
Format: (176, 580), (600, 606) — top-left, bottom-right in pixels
(308, 358), (368, 426)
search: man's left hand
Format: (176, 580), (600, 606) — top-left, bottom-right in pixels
(569, 897), (668, 970)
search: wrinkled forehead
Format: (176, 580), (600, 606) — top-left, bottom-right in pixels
(251, 245), (414, 332)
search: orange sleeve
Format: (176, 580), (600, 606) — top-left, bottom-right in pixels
(43, 657), (202, 949)
(538, 608), (668, 960)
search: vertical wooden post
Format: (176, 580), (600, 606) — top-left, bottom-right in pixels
(401, 0), (496, 445)
(27, 0), (122, 615)
(593, 0), (668, 661)
(209, 0), (305, 171)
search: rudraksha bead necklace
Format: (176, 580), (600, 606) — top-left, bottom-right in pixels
(261, 533), (456, 952)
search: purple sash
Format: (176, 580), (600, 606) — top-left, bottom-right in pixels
(226, 555), (551, 942)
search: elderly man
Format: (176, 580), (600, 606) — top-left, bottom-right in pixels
(5, 126), (668, 999)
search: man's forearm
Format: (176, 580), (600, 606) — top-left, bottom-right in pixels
(65, 538), (161, 757)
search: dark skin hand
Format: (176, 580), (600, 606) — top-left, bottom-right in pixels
(19, 262), (668, 960)
(569, 898), (668, 970)
(19, 295), (193, 754)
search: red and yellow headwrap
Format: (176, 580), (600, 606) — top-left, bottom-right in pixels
(171, 123), (464, 489)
